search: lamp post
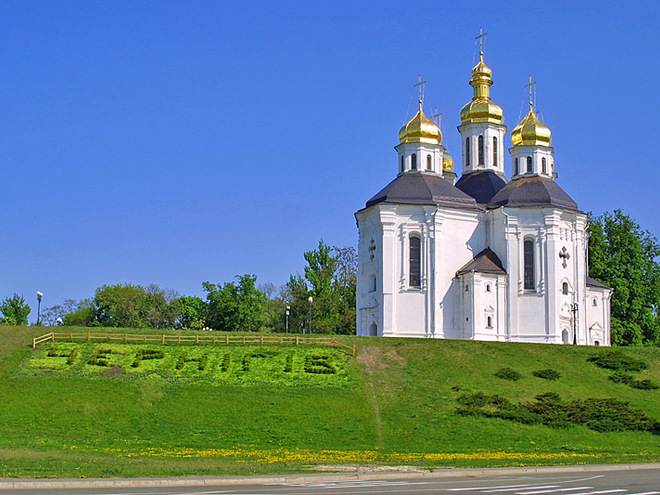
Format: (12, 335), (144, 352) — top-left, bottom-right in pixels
(36, 291), (43, 326)
(308, 296), (313, 334)
(285, 305), (290, 333)
(571, 302), (579, 345)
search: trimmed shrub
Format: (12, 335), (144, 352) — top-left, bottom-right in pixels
(494, 367), (521, 381)
(87, 349), (113, 367)
(304, 355), (336, 374)
(631, 379), (659, 390)
(242, 353), (269, 372)
(587, 350), (648, 372)
(132, 349), (164, 368)
(284, 354), (294, 373)
(533, 369), (561, 381)
(47, 346), (78, 366)
(220, 353), (231, 372)
(609, 371), (633, 384)
(67, 348), (78, 366)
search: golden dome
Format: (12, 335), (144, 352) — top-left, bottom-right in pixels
(511, 104), (552, 147)
(442, 151), (453, 172)
(399, 100), (442, 145)
(459, 52), (504, 126)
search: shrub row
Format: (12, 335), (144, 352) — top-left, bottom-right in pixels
(609, 371), (659, 390)
(131, 349), (165, 368)
(220, 353), (231, 372)
(242, 353), (270, 372)
(456, 391), (659, 433)
(175, 352), (208, 371)
(47, 346), (78, 366)
(304, 355), (336, 374)
(494, 368), (562, 381)
(532, 368), (561, 380)
(284, 354), (294, 373)
(587, 350), (648, 372)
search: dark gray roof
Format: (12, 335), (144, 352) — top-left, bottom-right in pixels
(586, 276), (611, 290)
(365, 173), (481, 210)
(487, 176), (579, 211)
(455, 170), (507, 205)
(456, 248), (506, 275)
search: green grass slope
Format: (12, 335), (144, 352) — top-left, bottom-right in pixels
(1, 326), (659, 478)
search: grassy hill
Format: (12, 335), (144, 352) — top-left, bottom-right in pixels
(1, 325), (659, 478)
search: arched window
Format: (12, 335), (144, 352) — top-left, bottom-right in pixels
(542, 157), (547, 174)
(426, 154), (432, 171)
(411, 153), (417, 170)
(562, 282), (569, 295)
(562, 329), (569, 344)
(466, 138), (471, 166)
(592, 298), (598, 307)
(493, 136), (498, 167)
(401, 155), (405, 172)
(409, 236), (421, 288)
(524, 238), (535, 290)
(369, 322), (378, 336)
(485, 284), (491, 292)
(478, 135), (484, 165)
(514, 157), (519, 175)
(526, 156), (533, 173)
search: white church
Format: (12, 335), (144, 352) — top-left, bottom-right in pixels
(355, 52), (611, 345)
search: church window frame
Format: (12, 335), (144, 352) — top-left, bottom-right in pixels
(486, 315), (493, 328)
(493, 136), (498, 167)
(526, 156), (533, 173)
(426, 154), (432, 171)
(514, 157), (519, 176)
(562, 282), (569, 295)
(523, 237), (536, 291)
(411, 153), (417, 170)
(485, 283), (491, 292)
(592, 297), (598, 307)
(478, 135), (484, 165)
(369, 274), (377, 293)
(466, 138), (471, 167)
(542, 157), (547, 174)
(400, 155), (405, 172)
(409, 234), (422, 289)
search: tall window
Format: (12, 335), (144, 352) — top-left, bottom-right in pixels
(514, 157), (519, 175)
(401, 155), (405, 172)
(426, 154), (432, 171)
(493, 137), (498, 167)
(526, 156), (532, 173)
(466, 138), (471, 166)
(478, 135), (484, 165)
(524, 239), (535, 290)
(542, 157), (547, 174)
(409, 236), (421, 288)
(411, 153), (417, 170)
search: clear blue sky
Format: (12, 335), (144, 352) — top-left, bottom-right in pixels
(1, 1), (658, 318)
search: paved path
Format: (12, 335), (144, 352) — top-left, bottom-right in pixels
(1, 464), (659, 494)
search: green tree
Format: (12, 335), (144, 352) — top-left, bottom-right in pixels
(63, 299), (96, 327)
(93, 284), (178, 329)
(172, 296), (207, 329)
(0, 294), (31, 326)
(589, 210), (660, 346)
(203, 275), (267, 332)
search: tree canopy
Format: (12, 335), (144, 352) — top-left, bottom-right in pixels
(0, 294), (31, 326)
(589, 210), (660, 346)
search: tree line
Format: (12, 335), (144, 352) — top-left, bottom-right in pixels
(3, 211), (660, 345)
(1, 241), (357, 335)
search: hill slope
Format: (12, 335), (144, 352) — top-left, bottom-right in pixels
(1, 326), (659, 478)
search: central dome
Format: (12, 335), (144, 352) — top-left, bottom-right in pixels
(459, 52), (504, 126)
(398, 101), (442, 145)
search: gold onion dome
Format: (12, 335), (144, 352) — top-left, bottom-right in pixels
(459, 52), (504, 125)
(399, 100), (442, 145)
(511, 103), (552, 147)
(442, 151), (454, 172)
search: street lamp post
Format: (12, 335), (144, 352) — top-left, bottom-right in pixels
(36, 291), (43, 326)
(571, 302), (579, 345)
(285, 305), (290, 333)
(308, 296), (313, 334)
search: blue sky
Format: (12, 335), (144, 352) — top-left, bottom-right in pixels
(1, 1), (658, 317)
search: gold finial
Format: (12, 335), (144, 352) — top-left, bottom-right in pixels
(524, 75), (537, 109)
(413, 74), (426, 104)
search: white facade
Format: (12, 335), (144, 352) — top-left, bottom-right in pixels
(355, 56), (611, 346)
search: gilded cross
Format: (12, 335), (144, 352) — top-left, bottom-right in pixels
(475, 27), (487, 54)
(559, 246), (571, 268)
(413, 74), (426, 103)
(524, 75), (537, 108)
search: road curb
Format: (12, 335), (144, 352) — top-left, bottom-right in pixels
(1, 462), (659, 490)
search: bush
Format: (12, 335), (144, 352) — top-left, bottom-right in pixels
(631, 379), (659, 390)
(455, 392), (659, 433)
(67, 348), (78, 366)
(533, 369), (561, 380)
(609, 371), (633, 384)
(132, 349), (164, 368)
(220, 353), (231, 372)
(587, 350), (648, 372)
(87, 349), (113, 367)
(242, 353), (269, 372)
(494, 368), (521, 381)
(284, 354), (293, 373)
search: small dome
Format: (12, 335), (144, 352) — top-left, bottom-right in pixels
(399, 101), (442, 145)
(459, 53), (504, 126)
(511, 105), (552, 147)
(442, 151), (454, 172)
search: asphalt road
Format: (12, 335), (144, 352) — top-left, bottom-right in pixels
(1, 465), (659, 495)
